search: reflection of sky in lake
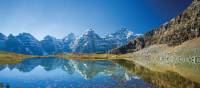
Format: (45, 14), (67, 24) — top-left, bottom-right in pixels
(0, 58), (152, 88)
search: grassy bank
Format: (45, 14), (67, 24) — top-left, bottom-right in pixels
(54, 53), (131, 60)
(0, 51), (49, 64)
(0, 51), (30, 64)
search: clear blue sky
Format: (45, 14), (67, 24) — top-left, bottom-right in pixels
(0, 0), (192, 40)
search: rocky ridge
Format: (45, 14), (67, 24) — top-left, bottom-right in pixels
(0, 28), (137, 55)
(110, 0), (200, 54)
(144, 0), (200, 46)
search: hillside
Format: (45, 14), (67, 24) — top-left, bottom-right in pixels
(109, 0), (200, 54)
(125, 37), (200, 83)
(129, 37), (200, 62)
(144, 0), (200, 46)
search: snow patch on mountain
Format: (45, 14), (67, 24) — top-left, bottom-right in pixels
(0, 28), (138, 55)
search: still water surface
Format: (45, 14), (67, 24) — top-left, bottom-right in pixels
(0, 58), (152, 88)
(0, 58), (199, 88)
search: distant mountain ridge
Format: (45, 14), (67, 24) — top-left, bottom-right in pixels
(0, 28), (138, 55)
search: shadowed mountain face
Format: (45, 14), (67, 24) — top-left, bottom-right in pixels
(16, 33), (45, 55)
(0, 58), (153, 88)
(0, 33), (7, 50)
(3, 33), (45, 55)
(0, 29), (137, 55)
(109, 0), (200, 54)
(41, 36), (65, 55)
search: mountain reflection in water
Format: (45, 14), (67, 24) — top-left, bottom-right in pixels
(0, 58), (152, 88)
(0, 58), (199, 88)
(113, 59), (200, 88)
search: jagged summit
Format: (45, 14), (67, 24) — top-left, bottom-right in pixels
(71, 28), (136, 53)
(114, 28), (130, 34)
(72, 29), (101, 53)
(0, 28), (137, 55)
(43, 35), (57, 40)
(17, 33), (38, 40)
(0, 33), (7, 40)
(85, 28), (94, 32)
(63, 33), (76, 42)
(80, 29), (98, 38)
(62, 33), (76, 52)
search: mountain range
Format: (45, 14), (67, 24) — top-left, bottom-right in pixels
(0, 28), (138, 55)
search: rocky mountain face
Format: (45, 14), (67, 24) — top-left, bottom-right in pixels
(41, 33), (76, 55)
(0, 33), (7, 50)
(72, 28), (136, 53)
(110, 0), (200, 54)
(41, 36), (64, 55)
(72, 29), (102, 53)
(3, 33), (44, 55)
(4, 34), (24, 54)
(109, 36), (145, 54)
(144, 0), (200, 46)
(0, 28), (136, 55)
(16, 33), (45, 55)
(105, 28), (135, 46)
(62, 33), (76, 52)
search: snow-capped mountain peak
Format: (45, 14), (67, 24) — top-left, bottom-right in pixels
(0, 28), (138, 55)
(63, 33), (76, 42)
(0, 33), (7, 40)
(44, 35), (57, 40)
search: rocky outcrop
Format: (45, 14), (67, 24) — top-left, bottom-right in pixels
(41, 36), (64, 55)
(62, 33), (76, 52)
(72, 29), (101, 53)
(41, 33), (76, 55)
(109, 36), (145, 54)
(72, 28), (137, 53)
(144, 0), (200, 46)
(4, 34), (25, 54)
(110, 0), (200, 54)
(16, 33), (45, 55)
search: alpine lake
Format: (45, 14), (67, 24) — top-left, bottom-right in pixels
(0, 57), (199, 88)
